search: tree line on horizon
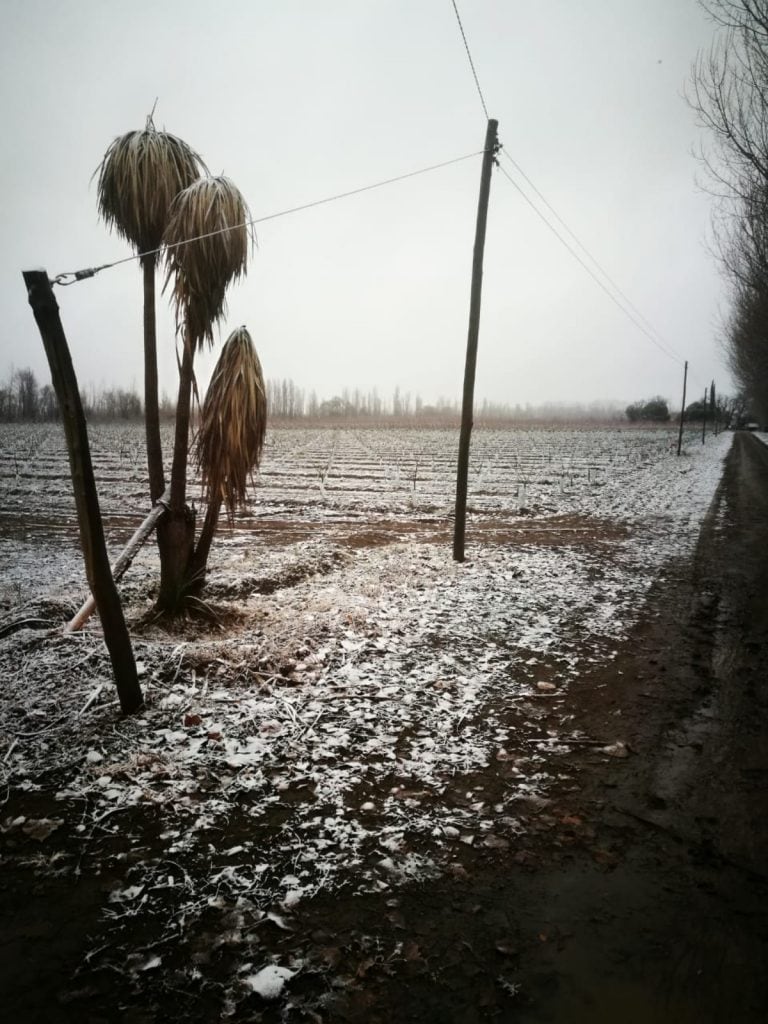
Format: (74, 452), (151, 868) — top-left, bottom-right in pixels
(0, 366), (745, 426)
(2, 366), (663, 425)
(626, 393), (744, 427)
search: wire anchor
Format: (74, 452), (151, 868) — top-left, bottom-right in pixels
(52, 264), (111, 287)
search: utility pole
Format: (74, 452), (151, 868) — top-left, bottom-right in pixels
(453, 118), (499, 562)
(676, 360), (688, 457)
(23, 270), (142, 714)
(701, 386), (708, 445)
(710, 379), (717, 436)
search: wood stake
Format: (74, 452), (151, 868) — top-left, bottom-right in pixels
(22, 270), (142, 714)
(676, 360), (688, 457)
(454, 118), (498, 562)
(66, 488), (169, 632)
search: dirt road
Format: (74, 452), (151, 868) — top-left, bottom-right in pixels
(1, 432), (767, 1022)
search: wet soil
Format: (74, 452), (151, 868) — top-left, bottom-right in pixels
(1, 433), (767, 1022)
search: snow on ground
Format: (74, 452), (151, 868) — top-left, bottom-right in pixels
(0, 426), (732, 997)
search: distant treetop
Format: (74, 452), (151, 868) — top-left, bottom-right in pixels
(625, 397), (670, 423)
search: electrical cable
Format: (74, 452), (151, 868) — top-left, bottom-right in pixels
(52, 149), (484, 287)
(498, 163), (685, 366)
(500, 150), (684, 361)
(450, 0), (490, 120)
(446, 1), (689, 371)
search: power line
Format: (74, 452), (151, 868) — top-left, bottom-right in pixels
(497, 163), (685, 366)
(53, 149), (484, 287)
(500, 149), (683, 360)
(450, 0), (490, 121)
(444, 0), (688, 370)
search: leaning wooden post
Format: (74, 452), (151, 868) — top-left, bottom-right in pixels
(66, 488), (169, 632)
(676, 360), (688, 457)
(22, 270), (142, 714)
(453, 118), (498, 562)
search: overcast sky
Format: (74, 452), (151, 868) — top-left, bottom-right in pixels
(1, 0), (728, 409)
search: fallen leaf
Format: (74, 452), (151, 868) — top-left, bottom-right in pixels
(403, 940), (423, 962)
(22, 818), (63, 841)
(483, 834), (510, 850)
(495, 938), (517, 956)
(560, 814), (583, 827)
(600, 741), (630, 758)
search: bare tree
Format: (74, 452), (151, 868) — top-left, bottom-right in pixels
(691, 1), (768, 420)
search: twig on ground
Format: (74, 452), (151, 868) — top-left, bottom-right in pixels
(78, 682), (106, 717)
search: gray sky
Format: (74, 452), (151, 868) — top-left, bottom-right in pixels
(1, 0), (728, 409)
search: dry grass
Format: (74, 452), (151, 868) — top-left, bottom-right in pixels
(163, 176), (252, 350)
(95, 116), (204, 252)
(197, 326), (267, 521)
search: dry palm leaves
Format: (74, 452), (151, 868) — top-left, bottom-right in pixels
(164, 176), (252, 350)
(197, 326), (267, 522)
(95, 115), (204, 251)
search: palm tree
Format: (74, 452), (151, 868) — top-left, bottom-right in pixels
(95, 117), (204, 502)
(190, 326), (267, 584)
(157, 175), (252, 611)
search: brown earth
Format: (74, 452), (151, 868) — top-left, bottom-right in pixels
(1, 432), (767, 1022)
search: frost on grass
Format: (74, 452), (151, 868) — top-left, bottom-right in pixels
(0, 425), (731, 1005)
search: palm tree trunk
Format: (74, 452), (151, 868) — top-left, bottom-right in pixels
(189, 496), (221, 590)
(157, 333), (195, 611)
(142, 254), (165, 504)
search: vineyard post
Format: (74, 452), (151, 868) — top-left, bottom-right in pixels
(454, 118), (499, 562)
(701, 386), (708, 445)
(22, 270), (142, 714)
(677, 360), (688, 457)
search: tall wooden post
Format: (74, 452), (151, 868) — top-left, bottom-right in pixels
(701, 386), (708, 445)
(453, 118), (498, 562)
(23, 270), (142, 714)
(676, 360), (688, 457)
(710, 379), (717, 436)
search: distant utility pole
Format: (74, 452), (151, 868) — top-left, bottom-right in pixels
(677, 360), (688, 457)
(453, 118), (499, 562)
(710, 379), (717, 436)
(701, 386), (708, 445)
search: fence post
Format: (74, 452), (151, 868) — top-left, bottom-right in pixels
(22, 269), (142, 714)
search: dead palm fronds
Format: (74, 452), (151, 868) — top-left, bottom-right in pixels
(163, 176), (252, 351)
(95, 115), (204, 252)
(198, 326), (267, 522)
(188, 326), (266, 583)
(95, 116), (204, 502)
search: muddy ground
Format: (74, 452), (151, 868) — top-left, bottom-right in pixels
(1, 431), (767, 1022)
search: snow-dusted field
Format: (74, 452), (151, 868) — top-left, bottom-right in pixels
(0, 423), (731, 1000)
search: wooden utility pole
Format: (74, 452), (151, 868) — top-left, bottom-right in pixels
(453, 118), (498, 562)
(710, 379), (717, 436)
(23, 270), (142, 714)
(701, 386), (708, 445)
(676, 360), (688, 457)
